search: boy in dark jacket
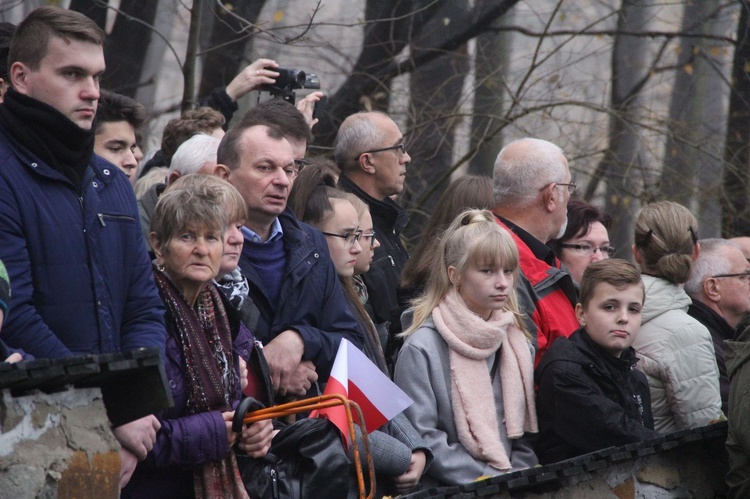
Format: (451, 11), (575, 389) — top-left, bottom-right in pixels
(535, 259), (660, 464)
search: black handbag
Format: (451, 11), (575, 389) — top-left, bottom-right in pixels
(233, 397), (352, 499)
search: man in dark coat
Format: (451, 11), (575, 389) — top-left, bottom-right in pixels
(535, 259), (659, 464)
(334, 111), (411, 327)
(685, 238), (750, 415)
(215, 122), (362, 399)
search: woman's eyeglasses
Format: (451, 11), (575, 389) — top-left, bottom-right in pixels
(560, 243), (616, 257)
(360, 231), (376, 245)
(322, 230), (363, 246)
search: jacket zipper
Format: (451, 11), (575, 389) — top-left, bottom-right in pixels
(270, 467), (279, 498)
(97, 213), (136, 227)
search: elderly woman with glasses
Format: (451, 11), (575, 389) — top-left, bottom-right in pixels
(548, 199), (614, 285)
(123, 175), (274, 498)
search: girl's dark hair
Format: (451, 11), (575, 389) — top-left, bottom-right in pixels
(287, 159), (349, 226)
(401, 175), (494, 290)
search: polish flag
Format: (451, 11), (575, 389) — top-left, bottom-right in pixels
(312, 339), (413, 445)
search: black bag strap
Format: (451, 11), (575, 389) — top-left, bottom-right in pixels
(233, 396), (265, 433)
(249, 340), (275, 407)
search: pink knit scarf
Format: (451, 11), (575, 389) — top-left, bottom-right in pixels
(432, 289), (538, 471)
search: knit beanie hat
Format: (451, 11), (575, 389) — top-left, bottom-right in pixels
(0, 259), (10, 320)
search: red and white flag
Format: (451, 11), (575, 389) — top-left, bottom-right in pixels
(312, 339), (413, 445)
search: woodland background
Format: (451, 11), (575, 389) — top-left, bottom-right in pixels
(2, 0), (750, 254)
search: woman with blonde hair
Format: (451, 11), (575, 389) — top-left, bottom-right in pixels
(394, 209), (538, 488)
(632, 200), (722, 432)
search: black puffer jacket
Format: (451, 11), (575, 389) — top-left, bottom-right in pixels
(338, 174), (409, 326)
(535, 328), (659, 464)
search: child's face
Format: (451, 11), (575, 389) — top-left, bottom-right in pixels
(450, 263), (514, 319)
(575, 282), (644, 357)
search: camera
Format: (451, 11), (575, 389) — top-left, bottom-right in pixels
(261, 67), (321, 104)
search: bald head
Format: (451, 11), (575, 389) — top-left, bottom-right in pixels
(730, 237), (750, 262)
(492, 138), (569, 207)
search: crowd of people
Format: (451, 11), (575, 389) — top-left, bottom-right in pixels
(1, 6), (749, 499)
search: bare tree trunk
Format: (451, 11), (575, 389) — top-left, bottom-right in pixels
(661, 0), (733, 237)
(182, 0), (203, 112)
(401, 0), (471, 245)
(198, 0), (266, 97)
(468, 4), (513, 176)
(68, 0), (157, 96)
(312, 0), (426, 146)
(722, 1), (750, 237)
(134, 0), (177, 113)
(602, 0), (651, 257)
(314, 0), (520, 147)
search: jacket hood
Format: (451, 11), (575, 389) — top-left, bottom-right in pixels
(641, 274), (692, 323)
(725, 326), (750, 380)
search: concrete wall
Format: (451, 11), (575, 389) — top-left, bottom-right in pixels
(0, 387), (120, 499)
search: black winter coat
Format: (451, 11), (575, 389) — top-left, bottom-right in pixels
(338, 174), (409, 326)
(534, 328), (659, 464)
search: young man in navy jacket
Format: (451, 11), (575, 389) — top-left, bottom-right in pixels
(0, 6), (165, 486)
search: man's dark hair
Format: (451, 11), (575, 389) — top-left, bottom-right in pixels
(161, 107), (225, 167)
(9, 7), (104, 71)
(0, 22), (16, 81)
(217, 123), (285, 171)
(95, 91), (146, 134)
(240, 99), (312, 145)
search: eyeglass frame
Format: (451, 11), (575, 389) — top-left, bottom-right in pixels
(294, 158), (311, 173)
(360, 230), (376, 245)
(711, 270), (750, 280)
(361, 143), (407, 156)
(560, 243), (616, 257)
(538, 180), (577, 195)
(321, 229), (363, 246)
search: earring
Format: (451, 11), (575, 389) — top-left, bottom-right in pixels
(157, 264), (165, 272)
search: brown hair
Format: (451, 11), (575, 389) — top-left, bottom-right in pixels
(151, 174), (244, 250)
(161, 107), (225, 167)
(217, 123), (286, 172)
(10, 7), (104, 71)
(240, 98), (312, 145)
(579, 259), (644, 309)
(634, 201), (698, 284)
(287, 161), (350, 226)
(401, 175), (494, 290)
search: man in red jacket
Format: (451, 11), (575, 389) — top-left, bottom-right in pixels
(492, 138), (578, 364)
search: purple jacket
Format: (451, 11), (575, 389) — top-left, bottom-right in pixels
(122, 285), (253, 498)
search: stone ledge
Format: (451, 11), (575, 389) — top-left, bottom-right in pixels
(402, 422), (728, 498)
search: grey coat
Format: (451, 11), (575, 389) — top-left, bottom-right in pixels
(394, 317), (538, 488)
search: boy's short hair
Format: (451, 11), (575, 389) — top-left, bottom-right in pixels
(579, 259), (645, 309)
(96, 90), (146, 133)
